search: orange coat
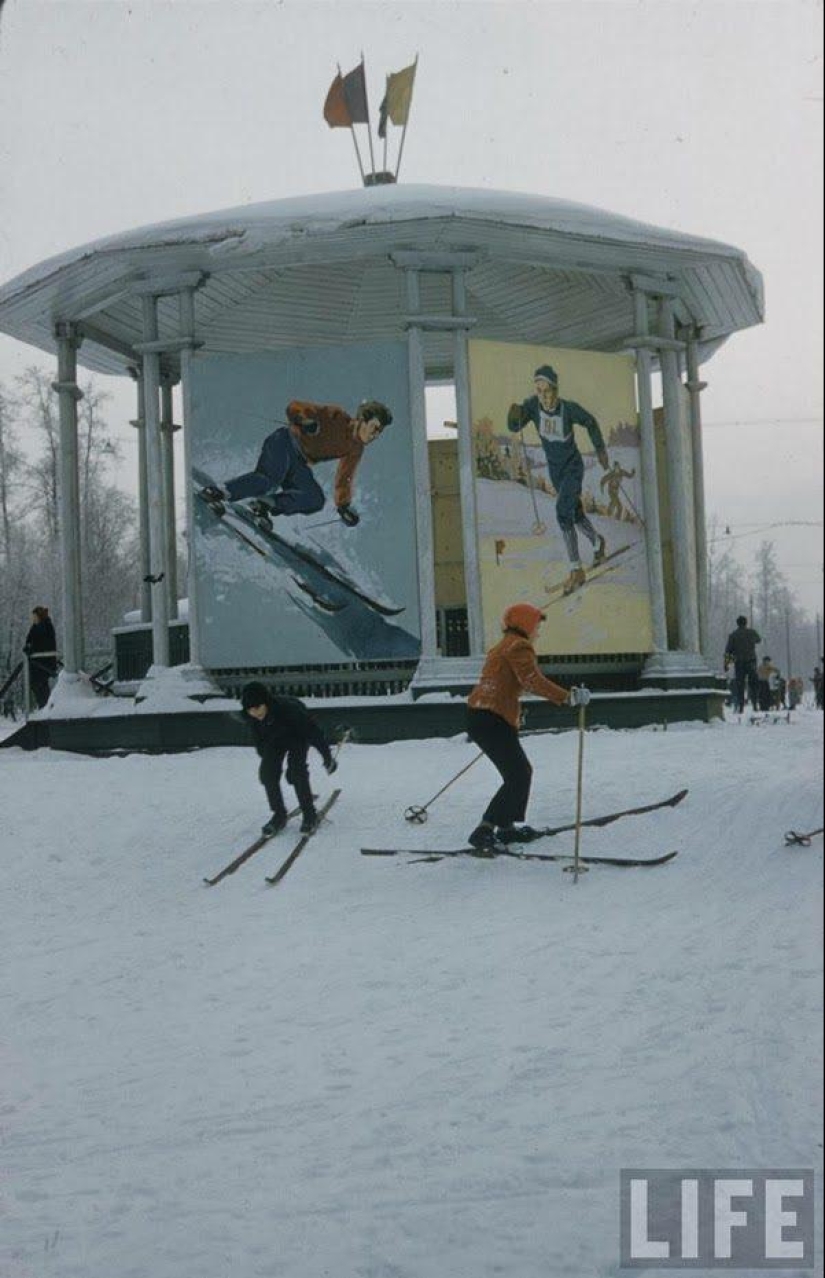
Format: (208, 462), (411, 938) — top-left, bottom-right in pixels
(468, 631), (569, 729)
(286, 400), (364, 508)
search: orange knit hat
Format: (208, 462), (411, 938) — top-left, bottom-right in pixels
(502, 603), (546, 635)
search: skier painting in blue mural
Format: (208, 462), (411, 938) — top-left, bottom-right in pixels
(200, 398), (393, 531)
(507, 365), (610, 595)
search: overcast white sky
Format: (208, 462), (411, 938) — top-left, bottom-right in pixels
(0, 0), (822, 614)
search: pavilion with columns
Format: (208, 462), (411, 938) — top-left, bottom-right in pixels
(0, 185), (763, 748)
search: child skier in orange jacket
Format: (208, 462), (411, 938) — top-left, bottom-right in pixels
(466, 603), (590, 851)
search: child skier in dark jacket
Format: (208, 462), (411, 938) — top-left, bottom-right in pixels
(241, 681), (337, 835)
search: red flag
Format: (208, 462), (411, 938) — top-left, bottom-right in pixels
(323, 63), (369, 129)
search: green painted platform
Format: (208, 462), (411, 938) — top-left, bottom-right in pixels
(3, 687), (726, 755)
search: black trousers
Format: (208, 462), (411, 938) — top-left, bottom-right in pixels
(467, 708), (532, 827)
(259, 746), (314, 820)
(30, 674), (51, 709)
(28, 659), (54, 710)
(733, 659), (759, 712)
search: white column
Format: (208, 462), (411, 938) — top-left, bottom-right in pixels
(686, 330), (710, 658)
(140, 294), (170, 667)
(633, 291), (668, 654)
(128, 365), (152, 622)
(451, 270), (484, 655)
(54, 324), (84, 673)
(404, 268), (438, 658)
(160, 372), (179, 620)
(659, 298), (700, 654)
(179, 287), (202, 667)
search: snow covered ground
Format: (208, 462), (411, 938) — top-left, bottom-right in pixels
(1, 709), (822, 1278)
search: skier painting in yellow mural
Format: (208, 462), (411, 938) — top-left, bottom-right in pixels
(507, 365), (610, 595)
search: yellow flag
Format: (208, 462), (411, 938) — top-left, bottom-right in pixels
(378, 62), (417, 138)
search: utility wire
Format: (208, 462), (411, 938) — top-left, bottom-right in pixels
(709, 520), (823, 545)
(703, 416), (823, 429)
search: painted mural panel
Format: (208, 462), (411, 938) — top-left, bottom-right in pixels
(190, 342), (420, 667)
(469, 340), (653, 653)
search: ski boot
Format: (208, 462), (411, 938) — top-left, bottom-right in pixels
(467, 822), (502, 857)
(495, 823), (541, 845)
(200, 485), (227, 516)
(562, 566), (587, 596)
(262, 812), (287, 837)
(249, 500), (276, 533)
(593, 535), (607, 566)
(299, 810), (320, 835)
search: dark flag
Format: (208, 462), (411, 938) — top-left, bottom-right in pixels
(323, 62), (369, 129)
(377, 62), (417, 139)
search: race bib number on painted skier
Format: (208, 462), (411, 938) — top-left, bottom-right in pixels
(538, 410), (565, 442)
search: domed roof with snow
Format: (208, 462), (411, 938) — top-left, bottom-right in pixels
(0, 184), (763, 376)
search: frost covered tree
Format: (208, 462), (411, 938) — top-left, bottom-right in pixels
(0, 383), (33, 680)
(0, 367), (139, 680)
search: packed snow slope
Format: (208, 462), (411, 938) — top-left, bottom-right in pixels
(1, 709), (822, 1278)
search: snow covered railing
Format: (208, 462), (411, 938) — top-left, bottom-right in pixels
(213, 660), (419, 702)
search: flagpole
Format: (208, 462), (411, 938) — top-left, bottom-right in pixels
(394, 53), (418, 181)
(361, 52), (377, 182)
(338, 62), (366, 184)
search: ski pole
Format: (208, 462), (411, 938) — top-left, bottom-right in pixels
(563, 696), (589, 882)
(784, 827), (823, 847)
(232, 410), (295, 429)
(404, 752), (484, 824)
(520, 435), (547, 535)
(619, 481), (645, 528)
(302, 517), (342, 531)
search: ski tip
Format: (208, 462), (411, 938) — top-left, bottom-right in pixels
(644, 850), (679, 866)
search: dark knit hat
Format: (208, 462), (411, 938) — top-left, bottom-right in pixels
(736, 615), (748, 626)
(241, 681), (270, 711)
(533, 365), (558, 386)
(357, 400), (393, 429)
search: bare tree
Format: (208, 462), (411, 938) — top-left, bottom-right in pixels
(0, 382), (34, 677)
(17, 366), (61, 548)
(4, 365), (139, 671)
(0, 382), (23, 563)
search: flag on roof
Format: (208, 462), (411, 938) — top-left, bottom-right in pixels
(377, 61), (417, 139)
(323, 62), (369, 129)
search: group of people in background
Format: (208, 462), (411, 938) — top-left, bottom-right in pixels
(724, 614), (821, 714)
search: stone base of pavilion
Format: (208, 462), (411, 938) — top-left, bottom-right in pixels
(6, 681), (727, 755)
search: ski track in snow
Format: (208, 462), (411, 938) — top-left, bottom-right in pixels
(1, 711), (822, 1278)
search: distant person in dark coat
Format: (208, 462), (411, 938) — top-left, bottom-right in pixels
(23, 606), (57, 709)
(724, 615), (761, 713)
(240, 681), (338, 835)
(813, 664), (824, 710)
